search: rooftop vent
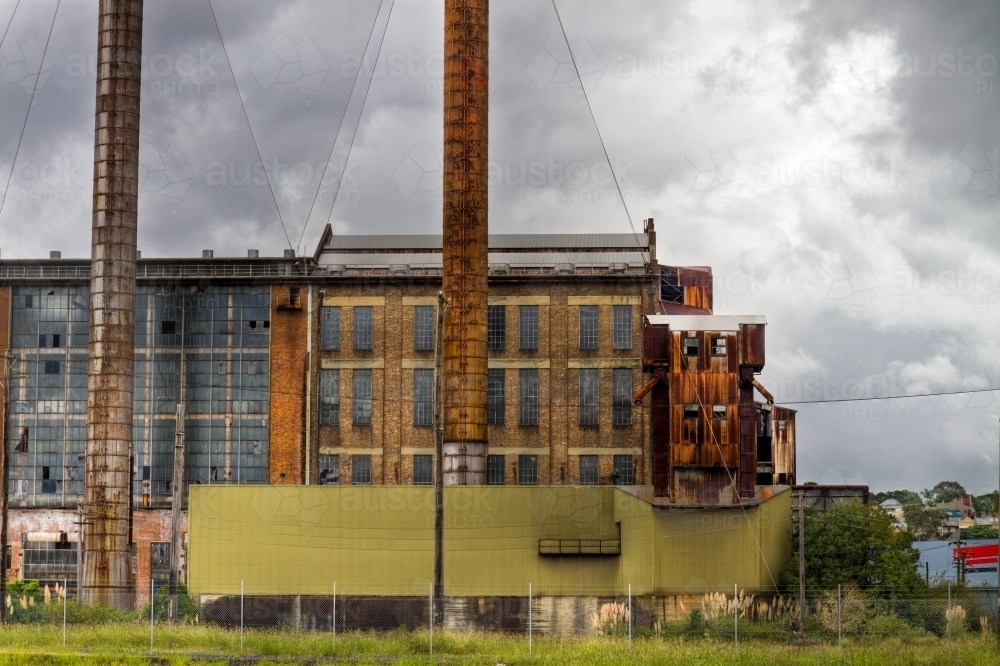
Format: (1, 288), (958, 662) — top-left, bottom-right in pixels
(136, 250), (141, 259)
(283, 249), (296, 259)
(556, 263), (575, 274)
(49, 251), (61, 259)
(202, 250), (214, 258)
(390, 264), (409, 275)
(492, 263), (509, 274)
(609, 262), (628, 273)
(248, 249), (259, 258)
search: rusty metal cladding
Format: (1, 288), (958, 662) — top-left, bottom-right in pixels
(441, 0), (488, 485)
(84, 0), (142, 608)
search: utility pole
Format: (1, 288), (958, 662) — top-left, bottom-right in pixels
(168, 404), (185, 621)
(798, 488), (806, 637)
(433, 292), (449, 616)
(996, 419), (999, 649)
(0, 350), (14, 623)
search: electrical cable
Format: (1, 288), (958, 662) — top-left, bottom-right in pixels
(322, 0), (398, 233)
(548, 0), (647, 264)
(206, 0), (295, 254)
(0, 0), (58, 221)
(296, 0), (391, 252)
(0, 0), (22, 65)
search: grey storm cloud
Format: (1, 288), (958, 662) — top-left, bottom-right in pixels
(0, 0), (998, 495)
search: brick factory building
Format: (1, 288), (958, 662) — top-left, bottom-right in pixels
(0, 219), (795, 603)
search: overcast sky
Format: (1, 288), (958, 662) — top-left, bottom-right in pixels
(1, 0), (998, 496)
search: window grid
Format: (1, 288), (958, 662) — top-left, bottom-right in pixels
(319, 454), (340, 485)
(487, 369), (506, 425)
(613, 369), (633, 426)
(352, 369), (373, 426)
(353, 306), (373, 351)
(414, 306), (435, 351)
(579, 368), (599, 427)
(579, 306), (599, 349)
(351, 455), (372, 484)
(487, 455), (506, 485)
(613, 455), (634, 485)
(579, 455), (599, 485)
(612, 306), (632, 350)
(413, 369), (433, 426)
(413, 455), (433, 485)
(488, 306), (506, 350)
(321, 307), (341, 350)
(518, 369), (539, 426)
(518, 455), (538, 485)
(519, 306), (538, 350)
(319, 369), (340, 425)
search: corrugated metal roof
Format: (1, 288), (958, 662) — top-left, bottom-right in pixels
(318, 251), (647, 266)
(644, 314), (766, 331)
(323, 234), (648, 252)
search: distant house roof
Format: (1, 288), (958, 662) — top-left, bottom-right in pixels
(880, 499), (903, 509)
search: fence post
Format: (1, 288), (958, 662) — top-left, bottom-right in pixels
(528, 583), (533, 656)
(332, 582), (336, 647)
(837, 583), (841, 653)
(240, 580), (244, 652)
(429, 582), (433, 656)
(947, 582), (951, 652)
(628, 583), (632, 648)
(734, 583), (738, 649)
(62, 577), (67, 647)
(149, 577), (154, 654)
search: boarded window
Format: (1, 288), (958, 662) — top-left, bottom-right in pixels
(612, 369), (632, 426)
(353, 306), (373, 350)
(248, 320), (269, 335)
(518, 455), (538, 485)
(682, 337), (699, 355)
(579, 368), (599, 426)
(518, 369), (539, 426)
(613, 455), (634, 485)
(712, 405), (727, 419)
(414, 306), (434, 351)
(684, 405), (700, 419)
(487, 368), (506, 425)
(319, 454), (340, 485)
(578, 306), (599, 350)
(711, 337), (727, 355)
(487, 455), (505, 486)
(519, 305), (538, 350)
(413, 455), (433, 485)
(413, 369), (433, 426)
(352, 369), (373, 426)
(319, 369), (340, 425)
(579, 455), (599, 485)
(351, 455), (372, 485)
(160, 321), (176, 335)
(488, 305), (506, 350)
(612, 305), (632, 349)
(321, 306), (341, 350)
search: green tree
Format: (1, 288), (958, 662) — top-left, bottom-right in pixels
(903, 504), (945, 541)
(871, 489), (922, 507)
(922, 481), (967, 505)
(779, 501), (925, 598)
(959, 525), (999, 540)
(971, 491), (998, 518)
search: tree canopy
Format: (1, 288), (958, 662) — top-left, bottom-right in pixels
(780, 501), (924, 598)
(922, 481), (967, 505)
(872, 489), (922, 507)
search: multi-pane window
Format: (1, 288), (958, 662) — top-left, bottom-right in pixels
(519, 306), (539, 350)
(684, 405), (700, 419)
(518, 455), (538, 485)
(579, 306), (599, 349)
(487, 455), (506, 485)
(712, 405), (727, 419)
(413, 455), (433, 485)
(711, 337), (727, 355)
(414, 306), (435, 351)
(321, 306), (341, 350)
(351, 454), (372, 484)
(612, 369), (632, 426)
(579, 455), (599, 485)
(320, 369), (341, 425)
(319, 454), (340, 485)
(353, 306), (373, 351)
(352, 369), (373, 426)
(413, 369), (433, 426)
(488, 305), (506, 350)
(613, 455), (634, 485)
(579, 368), (599, 426)
(682, 337), (699, 356)
(518, 369), (539, 426)
(612, 306), (632, 349)
(487, 369), (505, 425)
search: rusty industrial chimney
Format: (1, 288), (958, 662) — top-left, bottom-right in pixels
(441, 0), (489, 485)
(83, 0), (143, 607)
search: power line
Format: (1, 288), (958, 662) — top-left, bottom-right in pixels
(0, 0), (58, 221)
(296, 0), (392, 252)
(548, 0), (647, 264)
(0, 0), (22, 61)
(206, 0), (294, 254)
(777, 386), (1000, 406)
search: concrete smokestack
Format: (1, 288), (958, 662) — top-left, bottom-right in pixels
(442, 0), (489, 485)
(84, 0), (143, 607)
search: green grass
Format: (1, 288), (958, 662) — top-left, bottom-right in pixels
(0, 623), (994, 664)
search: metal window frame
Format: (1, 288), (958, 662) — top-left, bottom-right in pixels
(413, 454), (433, 485)
(612, 368), (632, 426)
(578, 305), (599, 350)
(413, 305), (435, 351)
(518, 368), (539, 426)
(319, 454), (340, 485)
(321, 306), (341, 350)
(711, 336), (727, 356)
(519, 305), (539, 350)
(487, 454), (506, 485)
(353, 306), (374, 351)
(352, 369), (373, 426)
(351, 454), (372, 484)
(319, 369), (341, 425)
(487, 368), (506, 425)
(579, 368), (600, 427)
(413, 368), (434, 426)
(518, 454), (538, 485)
(682, 337), (699, 356)
(488, 305), (506, 350)
(579, 454), (599, 485)
(612, 305), (632, 350)
(613, 454), (634, 485)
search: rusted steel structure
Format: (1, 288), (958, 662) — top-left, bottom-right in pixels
(84, 0), (143, 606)
(641, 312), (794, 504)
(441, 0), (489, 485)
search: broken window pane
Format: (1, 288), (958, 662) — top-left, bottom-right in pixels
(682, 337), (699, 356)
(711, 337), (727, 355)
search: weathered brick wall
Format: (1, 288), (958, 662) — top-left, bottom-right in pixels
(270, 286), (306, 484)
(0, 286), (8, 476)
